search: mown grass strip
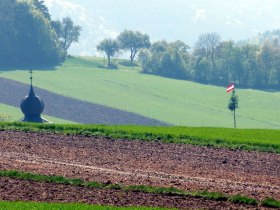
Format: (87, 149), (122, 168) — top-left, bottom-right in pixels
(0, 122), (280, 153)
(1, 170), (278, 208)
(229, 195), (258, 206)
(0, 201), (173, 210)
(262, 198), (280, 208)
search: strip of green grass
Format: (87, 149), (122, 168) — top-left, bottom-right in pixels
(0, 201), (172, 210)
(229, 195), (258, 206)
(0, 122), (279, 153)
(1, 170), (278, 208)
(262, 198), (280, 208)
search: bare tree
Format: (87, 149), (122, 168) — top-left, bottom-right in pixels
(195, 32), (221, 64)
(195, 32), (221, 82)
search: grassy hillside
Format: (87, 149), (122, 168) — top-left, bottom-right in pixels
(0, 104), (75, 124)
(1, 57), (280, 129)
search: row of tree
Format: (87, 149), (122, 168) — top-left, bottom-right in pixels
(0, 0), (81, 68)
(97, 30), (150, 68)
(98, 31), (280, 89)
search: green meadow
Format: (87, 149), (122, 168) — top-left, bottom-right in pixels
(1, 123), (280, 153)
(0, 104), (74, 124)
(1, 56), (280, 129)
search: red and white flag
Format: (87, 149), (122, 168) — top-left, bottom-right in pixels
(227, 84), (235, 93)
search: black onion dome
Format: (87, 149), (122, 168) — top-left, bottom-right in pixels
(20, 85), (44, 117)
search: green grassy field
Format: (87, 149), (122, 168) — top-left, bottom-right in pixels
(0, 201), (173, 210)
(0, 104), (74, 124)
(1, 56), (280, 129)
(1, 123), (280, 153)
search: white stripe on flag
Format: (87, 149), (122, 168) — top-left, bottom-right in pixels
(227, 84), (234, 93)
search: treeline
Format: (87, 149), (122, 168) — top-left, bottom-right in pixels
(140, 33), (280, 90)
(99, 31), (280, 90)
(0, 0), (81, 68)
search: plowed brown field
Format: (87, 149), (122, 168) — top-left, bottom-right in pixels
(0, 130), (279, 209)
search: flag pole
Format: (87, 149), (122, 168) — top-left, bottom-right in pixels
(233, 90), (236, 128)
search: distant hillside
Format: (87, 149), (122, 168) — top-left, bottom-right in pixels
(0, 78), (168, 126)
(0, 57), (280, 129)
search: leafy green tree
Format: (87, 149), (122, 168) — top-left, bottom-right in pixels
(272, 48), (280, 89)
(0, 0), (65, 67)
(118, 30), (151, 65)
(193, 57), (211, 83)
(240, 44), (259, 88)
(51, 20), (62, 37)
(139, 40), (190, 79)
(171, 40), (190, 60)
(97, 39), (119, 68)
(228, 90), (239, 128)
(138, 49), (152, 73)
(0, 0), (16, 66)
(259, 40), (275, 87)
(14, 0), (65, 66)
(33, 0), (51, 20)
(60, 17), (81, 52)
(216, 41), (243, 85)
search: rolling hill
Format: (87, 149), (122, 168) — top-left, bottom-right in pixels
(0, 56), (280, 128)
(0, 78), (168, 126)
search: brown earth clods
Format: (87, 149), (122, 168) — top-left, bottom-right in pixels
(0, 130), (279, 209)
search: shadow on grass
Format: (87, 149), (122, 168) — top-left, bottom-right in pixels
(118, 60), (139, 67)
(0, 64), (58, 72)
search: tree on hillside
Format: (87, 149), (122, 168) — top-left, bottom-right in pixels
(195, 33), (221, 82)
(170, 40), (190, 55)
(195, 32), (221, 59)
(240, 44), (259, 88)
(118, 30), (151, 65)
(139, 40), (190, 79)
(215, 41), (243, 85)
(258, 40), (275, 87)
(0, 0), (65, 67)
(33, 0), (51, 20)
(51, 20), (62, 37)
(59, 17), (81, 52)
(228, 90), (239, 128)
(14, 0), (65, 66)
(193, 57), (211, 83)
(97, 39), (119, 68)
(0, 0), (16, 66)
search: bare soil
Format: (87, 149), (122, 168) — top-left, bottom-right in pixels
(0, 130), (279, 209)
